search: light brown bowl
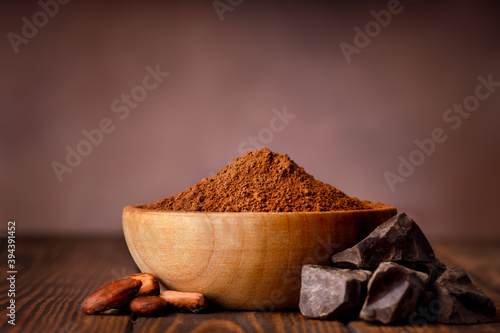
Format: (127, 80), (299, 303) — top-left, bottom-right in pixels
(122, 203), (396, 310)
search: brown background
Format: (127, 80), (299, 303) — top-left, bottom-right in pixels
(1, 0), (499, 239)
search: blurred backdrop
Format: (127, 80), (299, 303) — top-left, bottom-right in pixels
(1, 0), (499, 239)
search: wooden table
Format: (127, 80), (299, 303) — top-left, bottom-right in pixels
(1, 237), (498, 332)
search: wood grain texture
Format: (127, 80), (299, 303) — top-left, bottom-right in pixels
(0, 237), (498, 333)
(122, 204), (396, 310)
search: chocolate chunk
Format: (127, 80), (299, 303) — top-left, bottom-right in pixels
(360, 262), (429, 324)
(434, 266), (496, 324)
(299, 265), (372, 320)
(331, 213), (435, 269)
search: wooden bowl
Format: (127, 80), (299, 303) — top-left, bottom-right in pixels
(122, 203), (396, 310)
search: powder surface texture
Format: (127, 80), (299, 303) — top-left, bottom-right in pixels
(151, 148), (371, 212)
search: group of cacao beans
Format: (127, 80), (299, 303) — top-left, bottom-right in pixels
(81, 273), (208, 316)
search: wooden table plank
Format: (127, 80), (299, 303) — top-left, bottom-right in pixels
(133, 311), (350, 333)
(347, 320), (500, 333)
(0, 237), (139, 333)
(0, 237), (498, 332)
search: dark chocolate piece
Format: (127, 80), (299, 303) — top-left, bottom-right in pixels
(331, 213), (436, 269)
(434, 266), (496, 324)
(299, 265), (371, 320)
(360, 262), (429, 324)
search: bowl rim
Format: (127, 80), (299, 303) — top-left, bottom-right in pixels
(123, 202), (397, 216)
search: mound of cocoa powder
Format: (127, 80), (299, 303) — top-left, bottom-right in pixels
(151, 148), (371, 212)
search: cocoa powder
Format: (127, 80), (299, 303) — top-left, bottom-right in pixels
(151, 148), (371, 212)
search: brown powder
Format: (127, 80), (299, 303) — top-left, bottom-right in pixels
(151, 148), (371, 212)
